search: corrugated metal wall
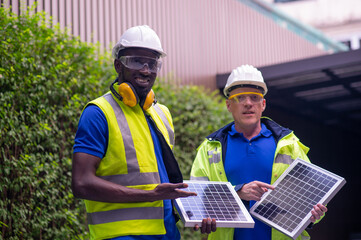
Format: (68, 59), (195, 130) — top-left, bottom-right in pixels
(2, 0), (326, 90)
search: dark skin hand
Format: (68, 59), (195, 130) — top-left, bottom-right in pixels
(194, 217), (217, 234)
(72, 152), (217, 233)
(72, 152), (196, 202)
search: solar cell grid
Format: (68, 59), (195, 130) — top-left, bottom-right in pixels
(174, 181), (254, 228)
(250, 158), (346, 240)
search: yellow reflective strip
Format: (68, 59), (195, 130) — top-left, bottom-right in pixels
(89, 219), (165, 239)
(153, 104), (174, 146)
(228, 92), (264, 100)
(104, 93), (139, 173)
(90, 95), (128, 176)
(120, 98), (159, 173)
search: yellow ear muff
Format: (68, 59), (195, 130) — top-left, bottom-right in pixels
(118, 83), (138, 107)
(142, 89), (155, 110)
(117, 82), (155, 110)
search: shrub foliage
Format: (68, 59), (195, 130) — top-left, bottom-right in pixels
(0, 6), (232, 240)
(0, 7), (113, 239)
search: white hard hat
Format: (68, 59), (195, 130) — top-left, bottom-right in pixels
(112, 25), (166, 59)
(223, 65), (268, 97)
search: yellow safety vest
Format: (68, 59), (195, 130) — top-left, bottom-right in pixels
(83, 92), (175, 240)
(190, 118), (313, 240)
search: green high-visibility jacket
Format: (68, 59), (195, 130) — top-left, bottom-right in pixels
(83, 91), (179, 240)
(190, 117), (316, 240)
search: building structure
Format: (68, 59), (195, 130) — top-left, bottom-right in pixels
(262, 0), (361, 50)
(1, 0), (345, 89)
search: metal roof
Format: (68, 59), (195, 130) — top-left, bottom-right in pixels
(238, 0), (348, 53)
(216, 49), (361, 135)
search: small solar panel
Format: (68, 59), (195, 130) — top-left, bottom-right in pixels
(174, 181), (255, 228)
(250, 158), (346, 239)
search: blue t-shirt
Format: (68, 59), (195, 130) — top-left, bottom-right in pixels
(224, 123), (276, 240)
(73, 105), (180, 240)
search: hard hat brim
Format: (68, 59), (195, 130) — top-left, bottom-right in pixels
(224, 81), (268, 97)
(112, 43), (167, 59)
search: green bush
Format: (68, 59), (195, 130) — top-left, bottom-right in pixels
(0, 6), (113, 239)
(0, 5), (233, 240)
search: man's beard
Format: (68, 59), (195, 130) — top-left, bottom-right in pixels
(135, 87), (151, 101)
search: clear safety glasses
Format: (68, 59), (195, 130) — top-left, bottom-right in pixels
(119, 55), (162, 73)
(228, 92), (264, 104)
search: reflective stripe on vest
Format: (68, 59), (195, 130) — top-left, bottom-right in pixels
(274, 153), (294, 165)
(87, 206), (163, 225)
(153, 104), (174, 146)
(102, 93), (161, 185)
(190, 176), (210, 181)
(208, 148), (221, 164)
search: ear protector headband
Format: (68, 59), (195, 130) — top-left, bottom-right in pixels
(110, 79), (156, 110)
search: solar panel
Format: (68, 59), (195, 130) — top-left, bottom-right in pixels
(174, 181), (255, 228)
(250, 158), (346, 239)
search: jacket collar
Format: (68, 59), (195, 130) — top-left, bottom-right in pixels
(206, 121), (233, 142)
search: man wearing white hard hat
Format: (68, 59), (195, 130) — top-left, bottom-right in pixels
(190, 65), (327, 240)
(72, 25), (215, 240)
